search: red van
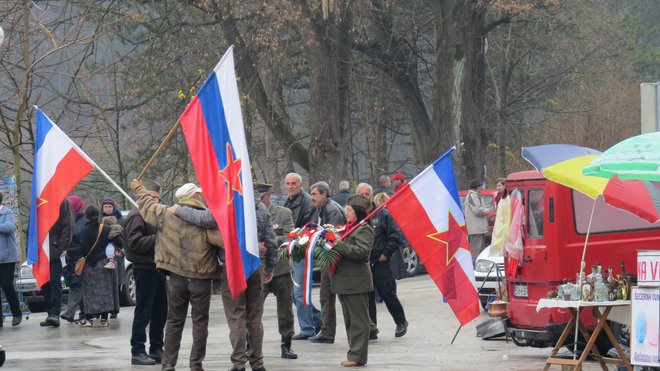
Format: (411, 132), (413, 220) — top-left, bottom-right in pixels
(504, 170), (660, 348)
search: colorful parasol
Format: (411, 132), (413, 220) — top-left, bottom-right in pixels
(583, 132), (660, 181)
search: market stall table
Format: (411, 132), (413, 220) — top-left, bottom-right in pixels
(536, 299), (632, 371)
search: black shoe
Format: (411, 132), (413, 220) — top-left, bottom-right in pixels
(60, 314), (74, 323)
(131, 353), (156, 365)
(281, 346), (298, 359)
(148, 348), (163, 364)
(395, 321), (408, 338)
(291, 333), (310, 340)
(309, 334), (334, 344)
(12, 316), (21, 326)
(40, 316), (60, 327)
(252, 368), (266, 371)
(229, 367), (245, 371)
(110, 312), (118, 319)
(369, 329), (379, 340)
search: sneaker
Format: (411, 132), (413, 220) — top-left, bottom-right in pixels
(104, 260), (116, 270)
(78, 319), (93, 327)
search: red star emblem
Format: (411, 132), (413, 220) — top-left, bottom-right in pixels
(218, 143), (244, 204)
(36, 197), (48, 208)
(426, 210), (470, 266)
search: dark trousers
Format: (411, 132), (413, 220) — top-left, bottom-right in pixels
(162, 273), (212, 371)
(319, 270), (336, 338)
(131, 267), (167, 355)
(0, 262), (21, 317)
(41, 260), (62, 317)
(221, 268), (265, 369)
(368, 261), (406, 326)
(262, 273), (295, 340)
(338, 293), (370, 364)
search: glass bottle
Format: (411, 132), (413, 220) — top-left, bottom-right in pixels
(594, 273), (607, 302)
(574, 271), (583, 300)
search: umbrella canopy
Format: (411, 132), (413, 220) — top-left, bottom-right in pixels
(583, 132), (660, 181)
(522, 144), (660, 223)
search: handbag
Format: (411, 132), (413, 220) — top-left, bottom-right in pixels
(74, 225), (104, 276)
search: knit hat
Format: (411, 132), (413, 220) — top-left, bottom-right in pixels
(101, 196), (116, 208)
(67, 195), (86, 214)
(391, 172), (405, 181)
(175, 183), (202, 201)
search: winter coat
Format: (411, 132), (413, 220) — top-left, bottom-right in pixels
(49, 199), (74, 262)
(284, 191), (318, 229)
(370, 207), (403, 265)
(269, 204), (294, 276)
(331, 223), (374, 295)
(317, 198), (346, 227)
(0, 205), (18, 264)
(464, 190), (490, 235)
(332, 190), (351, 207)
(256, 201), (278, 273)
(134, 185), (223, 280)
(123, 208), (158, 269)
(67, 222), (123, 268)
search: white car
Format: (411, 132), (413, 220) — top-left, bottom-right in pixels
(473, 246), (505, 309)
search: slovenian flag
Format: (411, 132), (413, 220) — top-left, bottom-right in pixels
(179, 46), (260, 298)
(28, 108), (94, 288)
(386, 147), (480, 325)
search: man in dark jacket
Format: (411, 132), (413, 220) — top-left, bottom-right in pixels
(332, 180), (351, 206)
(258, 183), (298, 359)
(283, 173), (322, 340)
(60, 195), (86, 323)
(356, 183), (408, 338)
(124, 180), (167, 366)
(309, 181), (346, 344)
(40, 198), (74, 328)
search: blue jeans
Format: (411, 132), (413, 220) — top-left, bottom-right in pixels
(292, 260), (322, 336)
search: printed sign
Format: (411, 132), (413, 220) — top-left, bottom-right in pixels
(631, 287), (660, 367)
(638, 250), (660, 287)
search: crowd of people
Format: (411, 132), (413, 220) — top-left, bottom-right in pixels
(0, 171), (501, 370)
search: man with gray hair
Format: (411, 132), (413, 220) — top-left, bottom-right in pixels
(332, 180), (351, 206)
(309, 181), (346, 344)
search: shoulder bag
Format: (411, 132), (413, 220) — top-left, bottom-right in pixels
(74, 225), (103, 276)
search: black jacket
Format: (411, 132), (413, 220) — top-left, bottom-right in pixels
(370, 207), (403, 264)
(49, 199), (74, 262)
(318, 198), (346, 226)
(285, 191), (318, 229)
(68, 222), (123, 268)
(332, 190), (351, 207)
(123, 208), (158, 269)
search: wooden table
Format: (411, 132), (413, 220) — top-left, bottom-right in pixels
(536, 299), (632, 371)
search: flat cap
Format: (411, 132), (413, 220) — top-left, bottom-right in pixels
(254, 183), (273, 194)
(175, 183), (202, 200)
(346, 194), (370, 210)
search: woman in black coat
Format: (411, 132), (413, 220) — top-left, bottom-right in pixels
(65, 206), (122, 327)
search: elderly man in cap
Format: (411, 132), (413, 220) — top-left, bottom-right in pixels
(170, 182), (278, 371)
(256, 183), (298, 359)
(130, 180), (223, 371)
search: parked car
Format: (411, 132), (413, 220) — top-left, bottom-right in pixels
(473, 246), (505, 309)
(17, 257), (136, 312)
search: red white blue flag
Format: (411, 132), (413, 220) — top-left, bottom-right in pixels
(179, 46), (260, 298)
(28, 108), (93, 287)
(387, 147), (480, 325)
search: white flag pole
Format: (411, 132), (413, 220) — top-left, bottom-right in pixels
(37, 106), (138, 208)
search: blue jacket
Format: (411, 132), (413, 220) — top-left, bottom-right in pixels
(0, 205), (18, 264)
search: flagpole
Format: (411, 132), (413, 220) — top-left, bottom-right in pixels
(136, 118), (181, 181)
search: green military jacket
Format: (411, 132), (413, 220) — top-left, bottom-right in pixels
(269, 204), (293, 276)
(331, 223), (374, 295)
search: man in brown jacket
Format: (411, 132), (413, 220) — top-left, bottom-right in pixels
(131, 180), (223, 371)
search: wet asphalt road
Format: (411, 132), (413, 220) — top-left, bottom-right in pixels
(0, 275), (611, 370)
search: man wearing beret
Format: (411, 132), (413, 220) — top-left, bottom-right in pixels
(257, 183), (298, 359)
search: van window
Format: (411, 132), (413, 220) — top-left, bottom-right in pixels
(528, 189), (544, 238)
(573, 190), (660, 234)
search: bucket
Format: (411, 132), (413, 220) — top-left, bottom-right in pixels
(637, 250), (660, 287)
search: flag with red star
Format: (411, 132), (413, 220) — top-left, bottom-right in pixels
(179, 46), (260, 298)
(387, 147), (480, 325)
(28, 108), (94, 288)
